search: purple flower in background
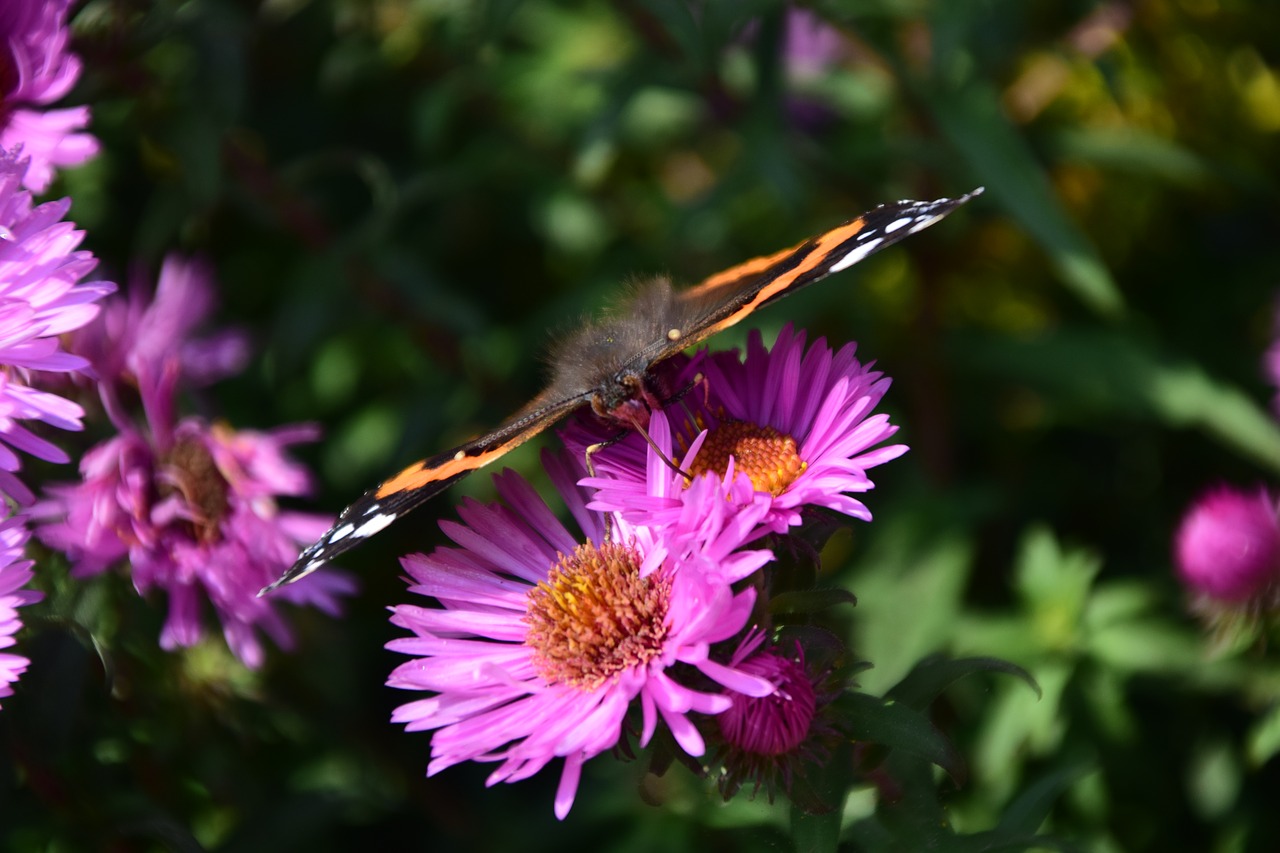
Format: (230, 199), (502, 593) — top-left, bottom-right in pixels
(1266, 303), (1280, 420)
(0, 515), (40, 707)
(39, 414), (354, 668)
(37, 258), (351, 668)
(0, 0), (98, 192)
(386, 450), (775, 819)
(0, 147), (112, 503)
(1175, 486), (1280, 606)
(75, 254), (249, 426)
(784, 7), (846, 79)
(582, 325), (907, 534)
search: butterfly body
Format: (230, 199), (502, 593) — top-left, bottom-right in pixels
(260, 189), (983, 595)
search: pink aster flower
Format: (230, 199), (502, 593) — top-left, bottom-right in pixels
(1175, 486), (1280, 606)
(0, 147), (112, 502)
(36, 258), (350, 668)
(386, 449), (777, 819)
(0, 515), (40, 707)
(39, 415), (354, 668)
(581, 325), (907, 534)
(0, 0), (98, 193)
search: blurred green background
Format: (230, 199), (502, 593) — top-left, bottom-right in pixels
(6, 0), (1280, 849)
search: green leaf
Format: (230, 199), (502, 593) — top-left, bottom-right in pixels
(769, 588), (859, 615)
(920, 81), (1124, 318)
(1145, 360), (1280, 476)
(887, 655), (1041, 711)
(835, 693), (966, 785)
(791, 803), (843, 853)
(1247, 704), (1280, 767)
(997, 762), (1092, 836)
(1051, 127), (1212, 187)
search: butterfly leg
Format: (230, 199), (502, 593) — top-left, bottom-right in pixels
(583, 432), (628, 543)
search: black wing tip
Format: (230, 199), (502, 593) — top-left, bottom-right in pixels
(258, 551), (326, 597)
(919, 186), (984, 209)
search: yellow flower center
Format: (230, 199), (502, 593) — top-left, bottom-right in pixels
(525, 541), (670, 690)
(687, 420), (806, 496)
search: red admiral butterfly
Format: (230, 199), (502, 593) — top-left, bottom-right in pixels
(260, 188), (982, 594)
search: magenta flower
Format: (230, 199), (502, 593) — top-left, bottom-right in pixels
(37, 257), (351, 668)
(0, 515), (40, 707)
(583, 325), (907, 534)
(714, 631), (837, 801)
(1175, 486), (1280, 606)
(74, 254), (249, 427)
(718, 634), (817, 757)
(0, 147), (112, 502)
(0, 0), (98, 192)
(39, 416), (354, 668)
(386, 449), (777, 819)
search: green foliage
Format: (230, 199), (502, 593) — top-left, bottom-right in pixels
(6, 0), (1280, 850)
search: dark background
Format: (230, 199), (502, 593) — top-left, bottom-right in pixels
(5, 0), (1280, 850)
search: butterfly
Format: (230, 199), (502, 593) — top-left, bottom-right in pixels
(260, 188), (983, 595)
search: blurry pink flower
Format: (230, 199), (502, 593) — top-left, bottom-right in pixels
(74, 254), (249, 428)
(1175, 486), (1280, 604)
(39, 415), (354, 668)
(0, 0), (98, 192)
(37, 258), (350, 668)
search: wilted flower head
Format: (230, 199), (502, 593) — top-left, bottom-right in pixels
(0, 0), (98, 192)
(0, 515), (40, 707)
(1175, 486), (1280, 606)
(0, 147), (112, 502)
(37, 259), (350, 668)
(386, 449), (777, 819)
(582, 325), (907, 535)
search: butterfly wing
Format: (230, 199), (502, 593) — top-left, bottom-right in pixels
(668, 190), (982, 354)
(260, 391), (591, 593)
(263, 190), (980, 594)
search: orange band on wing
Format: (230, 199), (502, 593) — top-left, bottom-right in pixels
(685, 216), (869, 298)
(375, 446), (502, 498)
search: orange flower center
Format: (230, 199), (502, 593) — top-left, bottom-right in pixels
(525, 541), (670, 690)
(687, 420), (806, 496)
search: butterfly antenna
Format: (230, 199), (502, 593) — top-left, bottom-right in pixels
(631, 421), (692, 480)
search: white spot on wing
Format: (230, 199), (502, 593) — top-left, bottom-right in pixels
(328, 523), (356, 542)
(353, 512), (397, 539)
(907, 214), (945, 234)
(884, 216), (914, 233)
(830, 237), (883, 272)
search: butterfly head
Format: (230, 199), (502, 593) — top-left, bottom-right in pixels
(591, 369), (656, 428)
